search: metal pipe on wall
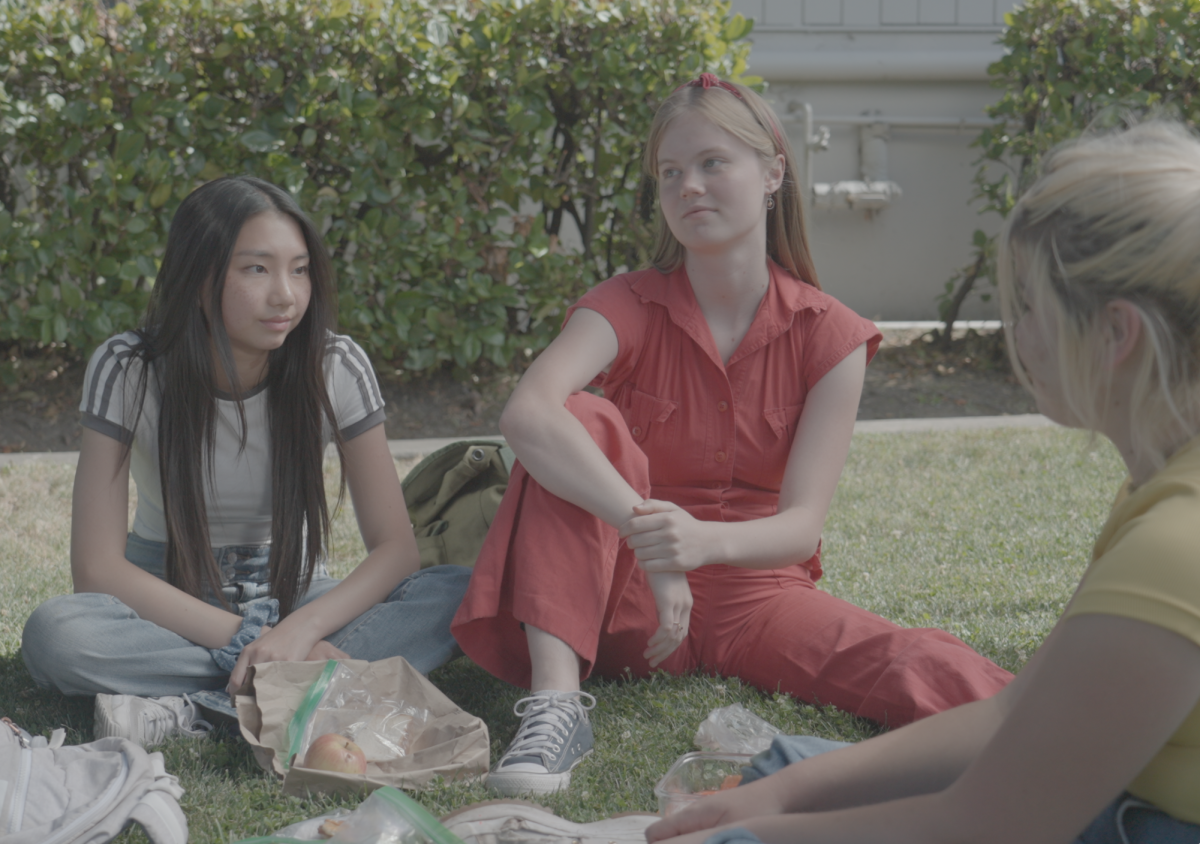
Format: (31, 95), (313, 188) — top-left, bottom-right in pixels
(789, 103), (1002, 215)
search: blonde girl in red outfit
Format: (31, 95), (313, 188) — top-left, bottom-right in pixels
(645, 121), (1200, 844)
(451, 75), (1011, 796)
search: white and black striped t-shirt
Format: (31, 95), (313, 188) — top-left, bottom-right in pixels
(79, 331), (386, 547)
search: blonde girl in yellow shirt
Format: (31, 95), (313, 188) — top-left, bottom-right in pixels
(646, 122), (1200, 844)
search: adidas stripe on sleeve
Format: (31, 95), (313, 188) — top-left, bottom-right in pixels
(79, 331), (145, 445)
(327, 334), (386, 440)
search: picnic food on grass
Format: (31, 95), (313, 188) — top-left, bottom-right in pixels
(302, 733), (368, 774)
(317, 818), (344, 839)
(696, 774), (743, 795)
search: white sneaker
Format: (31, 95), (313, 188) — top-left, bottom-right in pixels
(442, 800), (658, 844)
(93, 694), (213, 748)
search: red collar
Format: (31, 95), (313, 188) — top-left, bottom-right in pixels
(629, 262), (826, 369)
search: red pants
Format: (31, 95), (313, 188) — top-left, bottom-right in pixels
(451, 394), (1013, 727)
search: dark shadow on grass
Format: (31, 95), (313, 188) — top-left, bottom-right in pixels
(0, 650), (93, 741)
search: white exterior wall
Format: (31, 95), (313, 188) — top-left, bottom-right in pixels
(731, 0), (1022, 319)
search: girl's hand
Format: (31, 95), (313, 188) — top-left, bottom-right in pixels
(620, 500), (715, 573)
(645, 571), (693, 667)
(226, 624), (333, 694)
(306, 640), (351, 662)
(647, 777), (789, 843)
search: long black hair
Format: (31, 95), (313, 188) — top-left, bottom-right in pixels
(132, 176), (342, 617)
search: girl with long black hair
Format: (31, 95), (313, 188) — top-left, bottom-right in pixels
(22, 176), (469, 746)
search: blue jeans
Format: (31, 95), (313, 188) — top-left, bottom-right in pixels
(705, 736), (1200, 844)
(20, 533), (472, 697)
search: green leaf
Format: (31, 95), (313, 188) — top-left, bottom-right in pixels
(352, 92), (379, 117)
(64, 101), (89, 125)
(197, 161), (225, 180)
(213, 42), (233, 59)
(457, 333), (482, 365)
(239, 130), (279, 152)
(61, 280), (83, 309)
(149, 183), (173, 209)
(426, 18), (451, 47)
(301, 128), (317, 147)
(88, 311), (114, 338)
(721, 14), (752, 41)
(126, 217), (148, 235)
(114, 131), (147, 164)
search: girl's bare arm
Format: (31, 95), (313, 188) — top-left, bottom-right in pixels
(498, 307), (642, 525)
(648, 634), (1051, 843)
(651, 613), (1200, 844)
(499, 306), (691, 664)
(71, 427), (243, 648)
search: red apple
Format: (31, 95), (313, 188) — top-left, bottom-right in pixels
(301, 733), (367, 774)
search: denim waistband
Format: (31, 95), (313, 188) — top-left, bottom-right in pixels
(124, 532), (330, 605)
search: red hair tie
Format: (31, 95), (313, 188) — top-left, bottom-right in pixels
(674, 72), (744, 99)
(673, 73), (786, 149)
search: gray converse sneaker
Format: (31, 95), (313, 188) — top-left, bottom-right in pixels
(93, 693), (212, 748)
(487, 691), (596, 796)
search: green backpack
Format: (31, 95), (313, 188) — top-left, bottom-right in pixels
(401, 439), (515, 569)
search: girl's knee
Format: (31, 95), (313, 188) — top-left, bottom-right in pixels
(563, 392), (650, 488)
(21, 593), (126, 689)
(390, 564), (472, 609)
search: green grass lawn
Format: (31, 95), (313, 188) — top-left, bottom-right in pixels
(0, 427), (1125, 842)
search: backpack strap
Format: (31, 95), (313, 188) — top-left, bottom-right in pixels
(126, 753), (188, 844)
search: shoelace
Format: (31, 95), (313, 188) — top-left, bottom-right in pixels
(143, 696), (212, 745)
(502, 691), (596, 763)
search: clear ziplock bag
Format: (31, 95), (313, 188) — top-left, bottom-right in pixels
(235, 786), (466, 844)
(693, 703), (782, 755)
(290, 661), (430, 769)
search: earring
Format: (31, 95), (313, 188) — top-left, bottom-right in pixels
(766, 194), (776, 210)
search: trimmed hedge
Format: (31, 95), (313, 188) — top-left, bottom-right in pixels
(940, 0), (1200, 328)
(0, 0), (752, 374)
(978, 0), (1200, 215)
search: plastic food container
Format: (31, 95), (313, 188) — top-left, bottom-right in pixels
(653, 751), (753, 817)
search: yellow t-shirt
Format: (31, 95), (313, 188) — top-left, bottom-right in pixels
(1065, 434), (1200, 823)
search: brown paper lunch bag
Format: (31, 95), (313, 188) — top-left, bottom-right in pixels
(236, 656), (489, 797)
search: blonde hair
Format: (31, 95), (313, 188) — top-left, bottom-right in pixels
(642, 79), (819, 289)
(998, 122), (1200, 469)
